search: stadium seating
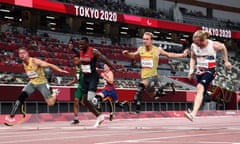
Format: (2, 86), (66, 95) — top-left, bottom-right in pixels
(0, 29), (239, 91)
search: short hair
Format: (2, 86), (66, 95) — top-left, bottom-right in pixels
(193, 30), (210, 41)
(18, 47), (28, 51)
(72, 54), (80, 59)
(81, 37), (89, 43)
(143, 32), (154, 40)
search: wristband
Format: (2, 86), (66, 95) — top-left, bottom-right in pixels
(189, 69), (194, 73)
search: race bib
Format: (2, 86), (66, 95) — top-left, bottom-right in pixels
(197, 56), (216, 69)
(81, 65), (91, 73)
(141, 59), (153, 68)
(26, 71), (38, 78)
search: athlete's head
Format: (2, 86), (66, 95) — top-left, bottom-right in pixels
(193, 30), (210, 48)
(18, 47), (29, 61)
(143, 32), (153, 48)
(68, 39), (73, 49)
(72, 55), (80, 66)
(79, 37), (89, 51)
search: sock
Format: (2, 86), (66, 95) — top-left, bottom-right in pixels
(74, 116), (78, 120)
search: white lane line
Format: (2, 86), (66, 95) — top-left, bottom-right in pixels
(0, 129), (177, 144)
(95, 131), (240, 144)
(131, 140), (238, 144)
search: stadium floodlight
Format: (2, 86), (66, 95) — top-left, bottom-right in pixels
(86, 27), (94, 30)
(166, 37), (172, 40)
(0, 9), (10, 12)
(183, 34), (189, 38)
(120, 32), (127, 34)
(153, 31), (160, 34)
(121, 27), (128, 30)
(49, 22), (57, 25)
(46, 16), (55, 19)
(86, 22), (94, 25)
(4, 16), (14, 20)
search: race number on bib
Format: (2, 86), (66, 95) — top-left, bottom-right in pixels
(141, 59), (153, 68)
(81, 65), (91, 73)
(26, 71), (38, 78)
(197, 60), (216, 69)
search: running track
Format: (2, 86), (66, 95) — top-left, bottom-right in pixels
(0, 112), (240, 144)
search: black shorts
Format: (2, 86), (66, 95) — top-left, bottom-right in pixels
(82, 72), (99, 95)
(196, 68), (216, 91)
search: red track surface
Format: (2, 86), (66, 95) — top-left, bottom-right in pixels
(1, 112), (240, 144)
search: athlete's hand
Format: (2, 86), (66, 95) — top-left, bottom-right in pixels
(182, 49), (189, 57)
(60, 69), (69, 74)
(122, 50), (129, 55)
(188, 70), (194, 80)
(225, 61), (232, 70)
(100, 72), (107, 78)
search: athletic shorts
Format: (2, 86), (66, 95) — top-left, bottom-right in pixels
(196, 68), (216, 91)
(82, 72), (99, 95)
(22, 82), (51, 99)
(141, 76), (159, 92)
(74, 84), (83, 99)
(102, 89), (118, 102)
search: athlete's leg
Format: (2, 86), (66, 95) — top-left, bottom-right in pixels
(95, 92), (104, 111)
(37, 83), (58, 106)
(71, 98), (80, 124)
(83, 73), (101, 117)
(191, 83), (205, 116)
(134, 80), (148, 113)
(185, 72), (215, 121)
(10, 92), (28, 118)
(71, 85), (83, 124)
(10, 83), (35, 117)
(84, 91), (101, 116)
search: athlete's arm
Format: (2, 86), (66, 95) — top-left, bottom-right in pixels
(122, 47), (140, 60)
(213, 41), (231, 70)
(101, 71), (114, 84)
(158, 47), (188, 58)
(93, 49), (117, 72)
(188, 45), (196, 80)
(66, 77), (78, 86)
(33, 58), (69, 74)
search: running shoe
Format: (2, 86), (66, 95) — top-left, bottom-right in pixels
(71, 119), (79, 125)
(93, 114), (105, 128)
(52, 89), (60, 97)
(184, 110), (194, 122)
(154, 88), (166, 100)
(109, 113), (114, 121)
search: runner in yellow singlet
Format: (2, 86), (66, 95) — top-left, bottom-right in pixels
(122, 32), (188, 113)
(8, 47), (69, 118)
